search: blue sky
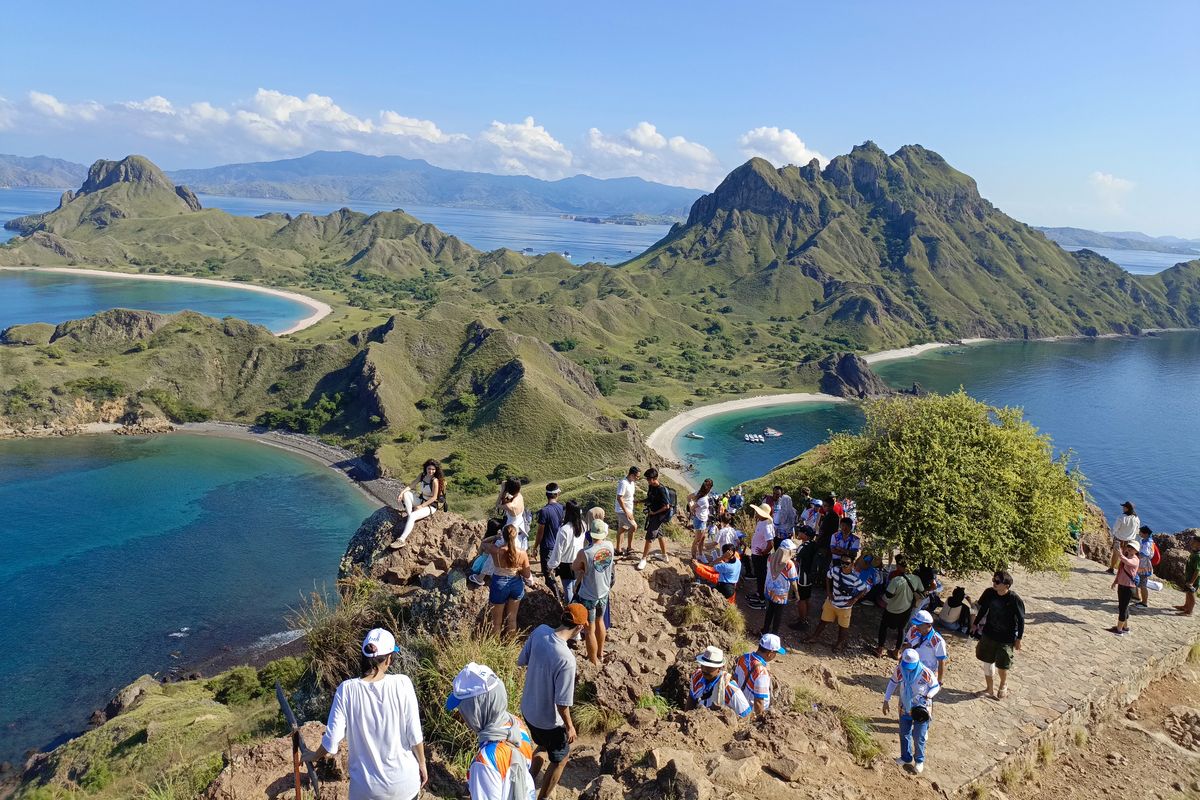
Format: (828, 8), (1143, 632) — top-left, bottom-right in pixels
(1, 0), (1196, 235)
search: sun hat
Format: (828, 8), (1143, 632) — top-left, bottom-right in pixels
(901, 648), (921, 667)
(563, 603), (589, 626)
(750, 503), (772, 520)
(589, 519), (610, 539)
(445, 662), (501, 710)
(758, 633), (787, 655)
(913, 610), (934, 625)
(695, 645), (726, 668)
(361, 628), (400, 658)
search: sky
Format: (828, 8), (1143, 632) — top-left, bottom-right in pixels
(1, 0), (1197, 236)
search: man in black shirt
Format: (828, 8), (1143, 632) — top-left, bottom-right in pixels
(534, 483), (565, 596)
(788, 526), (818, 631)
(816, 496), (840, 578)
(972, 570), (1025, 700)
(637, 468), (671, 572)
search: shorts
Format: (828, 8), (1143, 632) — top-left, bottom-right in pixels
(616, 510), (633, 529)
(715, 582), (736, 599)
(488, 574), (525, 604)
(975, 635), (1015, 670)
(645, 514), (668, 540)
(580, 596), (608, 622)
(692, 517), (707, 531)
(528, 722), (571, 763)
(820, 598), (853, 628)
(795, 583), (812, 601)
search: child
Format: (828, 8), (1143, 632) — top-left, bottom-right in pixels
(1176, 536), (1200, 617)
(1136, 526), (1155, 608)
(692, 545), (742, 603)
(937, 586), (973, 635)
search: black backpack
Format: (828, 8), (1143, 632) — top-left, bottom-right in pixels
(662, 486), (677, 517)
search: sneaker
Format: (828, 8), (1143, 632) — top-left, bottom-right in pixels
(652, 552), (668, 562)
(636, 559), (648, 571)
(913, 762), (925, 774)
(894, 757), (910, 768)
(468, 573), (485, 586)
(1116, 628), (1131, 636)
(747, 599), (767, 610)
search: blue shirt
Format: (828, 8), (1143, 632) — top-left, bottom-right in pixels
(536, 502), (564, 553)
(714, 558), (742, 584)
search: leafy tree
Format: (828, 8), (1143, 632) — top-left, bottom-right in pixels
(817, 391), (1083, 575)
(640, 394), (670, 411)
(593, 372), (616, 396)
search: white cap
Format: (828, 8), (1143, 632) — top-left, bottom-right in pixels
(778, 539), (798, 551)
(901, 648), (921, 664)
(361, 628), (399, 658)
(758, 634), (787, 654)
(445, 662), (501, 710)
(913, 610), (934, 625)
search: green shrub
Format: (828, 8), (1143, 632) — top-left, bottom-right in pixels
(207, 666), (262, 706)
(258, 656), (308, 696)
(636, 693), (672, 718)
(139, 388), (213, 423)
(639, 393), (670, 411)
(65, 377), (129, 401)
(623, 407), (649, 419)
(80, 759), (114, 792)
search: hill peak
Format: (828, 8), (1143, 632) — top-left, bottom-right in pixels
(79, 155), (202, 211)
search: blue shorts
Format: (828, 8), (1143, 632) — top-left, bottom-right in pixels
(489, 574), (525, 604)
(692, 517), (706, 531)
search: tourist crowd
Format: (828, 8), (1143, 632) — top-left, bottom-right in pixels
(298, 464), (1196, 800)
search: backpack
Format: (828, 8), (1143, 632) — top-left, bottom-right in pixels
(1150, 541), (1161, 568)
(662, 486), (677, 517)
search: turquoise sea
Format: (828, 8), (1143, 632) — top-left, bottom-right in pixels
(676, 332), (1200, 534)
(0, 434), (377, 763)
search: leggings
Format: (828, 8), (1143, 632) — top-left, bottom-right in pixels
(399, 488), (434, 542)
(752, 554), (769, 598)
(1117, 585), (1134, 622)
(763, 601), (787, 634)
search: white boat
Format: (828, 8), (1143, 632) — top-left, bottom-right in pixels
(763, 427), (783, 438)
(743, 433), (765, 443)
(685, 431), (704, 440)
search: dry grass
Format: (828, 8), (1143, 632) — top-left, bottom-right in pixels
(1072, 727), (1088, 748)
(573, 702), (625, 735)
(968, 785), (990, 800)
(719, 604), (746, 636)
(837, 709), (882, 766)
(636, 693), (673, 718)
(1037, 739), (1056, 766)
(678, 602), (706, 625)
(1189, 643), (1200, 664)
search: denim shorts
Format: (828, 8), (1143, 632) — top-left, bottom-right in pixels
(489, 574), (525, 604)
(692, 517), (706, 531)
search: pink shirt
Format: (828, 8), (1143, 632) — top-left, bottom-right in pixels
(1115, 552), (1140, 587)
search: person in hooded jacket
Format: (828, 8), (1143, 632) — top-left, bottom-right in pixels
(883, 648), (941, 774)
(447, 662), (536, 800)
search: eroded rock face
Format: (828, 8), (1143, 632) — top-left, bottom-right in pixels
(338, 506), (485, 584)
(50, 309), (171, 348)
(818, 353), (891, 398)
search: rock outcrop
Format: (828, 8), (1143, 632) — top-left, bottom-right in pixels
(817, 353), (891, 398)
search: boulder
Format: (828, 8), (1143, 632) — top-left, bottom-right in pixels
(817, 353), (892, 399)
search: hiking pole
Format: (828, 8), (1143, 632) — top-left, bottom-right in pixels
(276, 681), (321, 800)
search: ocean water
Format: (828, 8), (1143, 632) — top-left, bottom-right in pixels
(676, 332), (1200, 533)
(0, 187), (671, 263)
(0, 269), (313, 333)
(0, 434), (377, 764)
(1060, 245), (1196, 275)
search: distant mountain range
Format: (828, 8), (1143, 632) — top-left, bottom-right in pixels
(1035, 226), (1200, 256)
(1, 151), (701, 218)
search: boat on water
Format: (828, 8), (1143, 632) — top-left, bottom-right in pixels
(685, 431), (704, 440)
(763, 427), (783, 437)
(743, 433), (766, 443)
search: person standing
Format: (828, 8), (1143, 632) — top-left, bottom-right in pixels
(445, 662), (535, 800)
(830, 517), (861, 569)
(800, 498), (822, 532)
(788, 526), (818, 632)
(637, 468), (671, 571)
(877, 557), (924, 658)
(572, 519), (616, 664)
(518, 605), (586, 800)
(1110, 539), (1140, 635)
(304, 628), (427, 800)
(533, 484), (565, 596)
(816, 497), (840, 578)
(1176, 536), (1200, 616)
(484, 524), (533, 636)
(761, 540), (799, 636)
(903, 610), (948, 683)
(685, 646), (752, 717)
(882, 649), (941, 774)
(1135, 525), (1156, 608)
(614, 466), (640, 557)
(972, 571), (1025, 699)
(688, 478), (715, 560)
(545, 501), (586, 603)
(746, 503), (775, 609)
(727, 486), (745, 514)
(498, 478), (529, 550)
(732, 634), (787, 716)
(1107, 501), (1140, 574)
(772, 486), (797, 540)
(390, 459), (444, 549)
(806, 558), (869, 653)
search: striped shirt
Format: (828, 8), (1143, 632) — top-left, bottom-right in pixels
(827, 567), (867, 608)
(732, 653), (772, 710)
(689, 669), (751, 717)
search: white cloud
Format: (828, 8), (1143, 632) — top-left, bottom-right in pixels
(580, 122), (722, 188)
(1089, 170), (1134, 213)
(6, 90), (730, 188)
(738, 126), (825, 168)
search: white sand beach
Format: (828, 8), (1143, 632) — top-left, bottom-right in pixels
(0, 266), (332, 335)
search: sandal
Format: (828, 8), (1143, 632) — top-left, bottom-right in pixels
(997, 687), (1009, 699)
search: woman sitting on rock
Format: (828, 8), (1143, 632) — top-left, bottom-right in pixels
(484, 524), (532, 636)
(391, 459), (444, 550)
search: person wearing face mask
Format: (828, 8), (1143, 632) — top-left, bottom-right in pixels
(882, 648), (941, 774)
(446, 662), (536, 800)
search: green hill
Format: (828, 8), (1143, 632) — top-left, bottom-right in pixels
(3, 148), (1199, 489)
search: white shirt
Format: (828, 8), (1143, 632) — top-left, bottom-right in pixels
(1112, 513), (1140, 543)
(322, 674), (424, 800)
(615, 478), (636, 516)
(691, 493), (710, 524)
(546, 522), (585, 570)
(751, 520), (775, 554)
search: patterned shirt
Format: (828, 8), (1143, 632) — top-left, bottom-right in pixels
(470, 717), (535, 800)
(827, 567), (867, 608)
(883, 663), (941, 713)
(903, 627), (948, 672)
(764, 561), (798, 604)
(732, 653), (772, 711)
(688, 669), (751, 717)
